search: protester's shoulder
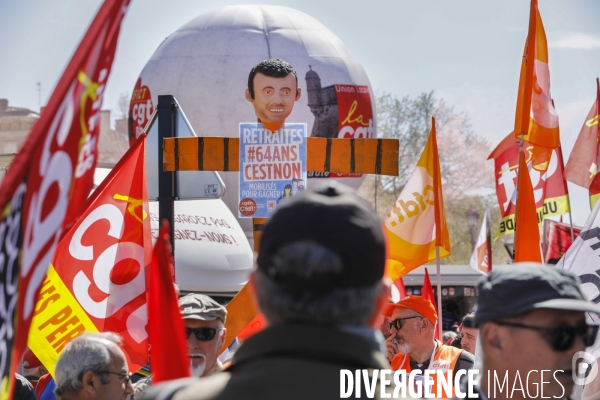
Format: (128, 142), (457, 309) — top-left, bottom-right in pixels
(14, 373), (36, 400)
(456, 349), (475, 371)
(172, 373), (231, 400)
(141, 375), (231, 400)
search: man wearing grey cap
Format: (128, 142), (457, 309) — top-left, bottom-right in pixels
(468, 263), (600, 400)
(178, 293), (228, 378)
(142, 182), (392, 400)
(133, 294), (227, 400)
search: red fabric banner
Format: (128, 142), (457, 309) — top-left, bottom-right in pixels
(421, 269), (439, 339)
(148, 221), (191, 382)
(0, 1), (130, 398)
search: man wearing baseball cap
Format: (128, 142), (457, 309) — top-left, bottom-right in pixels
(142, 181), (392, 400)
(472, 263), (600, 400)
(133, 294), (227, 400)
(384, 296), (474, 398)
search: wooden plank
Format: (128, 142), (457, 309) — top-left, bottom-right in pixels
(220, 283), (258, 352)
(164, 137), (399, 176)
(252, 218), (268, 253)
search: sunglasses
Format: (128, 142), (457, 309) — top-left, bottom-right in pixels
(99, 371), (132, 386)
(494, 321), (599, 351)
(186, 327), (222, 341)
(388, 316), (423, 331)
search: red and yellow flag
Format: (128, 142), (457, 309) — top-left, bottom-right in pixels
(488, 132), (569, 237)
(514, 152), (543, 262)
(514, 0), (560, 172)
(0, 1), (130, 398)
(28, 134), (150, 376)
(385, 117), (450, 281)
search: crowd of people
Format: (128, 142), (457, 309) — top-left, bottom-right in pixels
(14, 182), (600, 400)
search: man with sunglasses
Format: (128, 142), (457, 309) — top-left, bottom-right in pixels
(384, 296), (474, 398)
(142, 182), (393, 400)
(178, 293), (227, 378)
(133, 294), (227, 400)
(54, 332), (134, 400)
(471, 263), (600, 400)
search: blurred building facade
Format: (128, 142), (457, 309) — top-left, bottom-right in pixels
(0, 98), (129, 181)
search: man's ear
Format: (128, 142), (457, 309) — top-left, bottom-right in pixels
(245, 89), (253, 102)
(368, 280), (390, 328)
(81, 370), (97, 394)
(295, 87), (302, 101)
(480, 323), (504, 358)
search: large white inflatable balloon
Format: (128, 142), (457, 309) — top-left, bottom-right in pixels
(130, 5), (377, 245)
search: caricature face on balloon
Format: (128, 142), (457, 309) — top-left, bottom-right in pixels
(245, 59), (301, 131)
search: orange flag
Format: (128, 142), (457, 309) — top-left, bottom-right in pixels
(514, 152), (543, 262)
(514, 0), (560, 172)
(384, 117), (450, 281)
(564, 78), (600, 190)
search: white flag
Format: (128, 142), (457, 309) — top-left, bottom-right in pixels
(469, 206), (492, 275)
(557, 200), (600, 362)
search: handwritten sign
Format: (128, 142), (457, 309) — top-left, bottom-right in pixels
(239, 123), (307, 218)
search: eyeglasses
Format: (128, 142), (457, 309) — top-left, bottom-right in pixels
(388, 316), (423, 331)
(186, 327), (222, 341)
(99, 371), (132, 385)
(494, 321), (599, 351)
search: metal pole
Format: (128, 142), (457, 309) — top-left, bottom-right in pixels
(436, 247), (442, 340)
(157, 95), (176, 258)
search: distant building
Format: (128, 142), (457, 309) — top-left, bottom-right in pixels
(305, 66), (339, 138)
(0, 98), (129, 182)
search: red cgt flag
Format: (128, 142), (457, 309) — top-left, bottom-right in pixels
(28, 134), (150, 376)
(0, 1), (130, 398)
(148, 221), (191, 383)
(514, 152), (543, 262)
(421, 269), (439, 339)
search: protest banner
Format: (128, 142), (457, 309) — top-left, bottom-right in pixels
(239, 123), (307, 218)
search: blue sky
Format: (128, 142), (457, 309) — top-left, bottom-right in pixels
(1, 0), (600, 224)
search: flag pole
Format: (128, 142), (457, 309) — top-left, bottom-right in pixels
(436, 246), (442, 340)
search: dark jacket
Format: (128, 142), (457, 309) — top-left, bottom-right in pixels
(14, 374), (36, 400)
(143, 323), (392, 400)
